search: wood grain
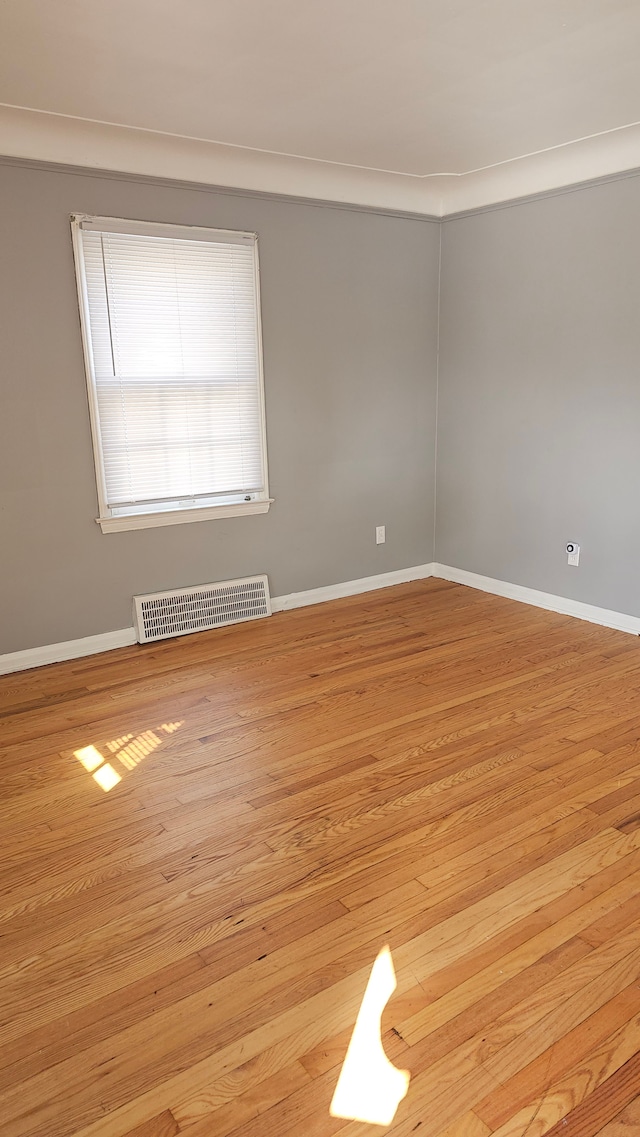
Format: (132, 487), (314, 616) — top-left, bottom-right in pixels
(1, 579), (640, 1136)
(543, 1053), (640, 1137)
(593, 1097), (640, 1136)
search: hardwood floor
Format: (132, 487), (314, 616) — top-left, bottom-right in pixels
(2, 578), (640, 1137)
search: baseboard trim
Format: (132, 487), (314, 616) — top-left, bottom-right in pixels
(0, 564), (436, 675)
(4, 560), (637, 676)
(433, 563), (640, 636)
(0, 628), (138, 676)
(271, 564), (436, 612)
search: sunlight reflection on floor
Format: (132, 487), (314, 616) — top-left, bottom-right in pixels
(73, 722), (183, 791)
(330, 945), (410, 1126)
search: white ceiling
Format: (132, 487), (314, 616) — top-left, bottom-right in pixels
(1, 0), (639, 214)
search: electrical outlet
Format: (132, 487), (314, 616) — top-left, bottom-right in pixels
(566, 542), (580, 567)
(376, 525), (386, 545)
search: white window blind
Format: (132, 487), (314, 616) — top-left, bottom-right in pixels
(73, 217), (269, 528)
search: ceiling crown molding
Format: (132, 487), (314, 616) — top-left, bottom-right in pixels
(443, 121), (640, 215)
(0, 105), (444, 216)
(1, 104), (640, 217)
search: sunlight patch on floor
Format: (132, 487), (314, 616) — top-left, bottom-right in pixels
(92, 763), (122, 791)
(330, 945), (410, 1127)
(73, 722), (183, 791)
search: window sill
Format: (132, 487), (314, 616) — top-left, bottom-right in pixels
(97, 499), (273, 533)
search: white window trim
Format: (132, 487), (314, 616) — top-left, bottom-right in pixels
(98, 498), (273, 533)
(70, 213), (272, 533)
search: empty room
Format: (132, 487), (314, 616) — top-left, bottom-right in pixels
(3, 3), (640, 1135)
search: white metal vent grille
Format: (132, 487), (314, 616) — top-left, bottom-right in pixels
(133, 575), (271, 643)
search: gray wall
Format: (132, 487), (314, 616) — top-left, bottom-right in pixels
(0, 161), (439, 653)
(436, 175), (640, 618)
(5, 156), (638, 656)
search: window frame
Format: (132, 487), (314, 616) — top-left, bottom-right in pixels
(71, 214), (272, 533)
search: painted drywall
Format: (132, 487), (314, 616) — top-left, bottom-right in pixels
(436, 173), (640, 618)
(0, 161), (439, 653)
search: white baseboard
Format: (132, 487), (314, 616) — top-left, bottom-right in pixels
(0, 564), (436, 675)
(433, 563), (640, 636)
(271, 563), (436, 612)
(3, 560), (638, 676)
(0, 628), (137, 676)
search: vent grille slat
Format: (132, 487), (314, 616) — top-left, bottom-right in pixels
(133, 575), (271, 642)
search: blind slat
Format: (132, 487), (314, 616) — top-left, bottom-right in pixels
(79, 225), (266, 512)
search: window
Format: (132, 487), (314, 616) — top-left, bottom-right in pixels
(71, 215), (271, 532)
